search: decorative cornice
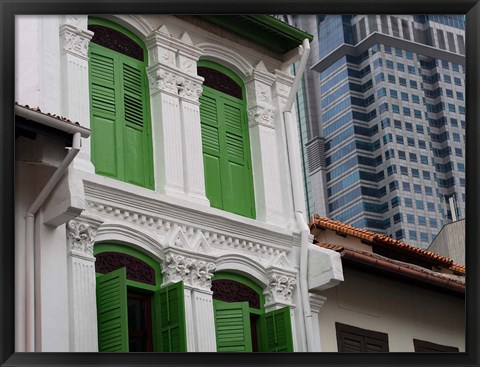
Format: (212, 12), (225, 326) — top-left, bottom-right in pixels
(67, 220), (97, 259)
(60, 24), (94, 60)
(83, 179), (295, 255)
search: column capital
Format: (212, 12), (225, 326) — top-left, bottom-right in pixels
(264, 271), (297, 309)
(245, 62), (277, 129)
(146, 63), (204, 102)
(59, 23), (94, 60)
(161, 226), (217, 291)
(66, 216), (103, 260)
(161, 249), (216, 292)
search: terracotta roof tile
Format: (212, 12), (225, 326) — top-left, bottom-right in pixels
(15, 102), (88, 129)
(316, 242), (344, 252)
(309, 214), (465, 275)
(314, 242), (465, 292)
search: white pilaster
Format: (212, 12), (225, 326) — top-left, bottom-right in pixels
(272, 70), (297, 228)
(191, 288), (217, 352)
(309, 293), (327, 352)
(59, 16), (95, 174)
(246, 61), (285, 225)
(66, 216), (103, 352)
(177, 32), (209, 206)
(146, 27), (185, 198)
(161, 228), (217, 351)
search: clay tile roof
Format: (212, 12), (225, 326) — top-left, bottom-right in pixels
(316, 242), (344, 252)
(314, 242), (465, 293)
(309, 214), (465, 275)
(15, 102), (88, 129)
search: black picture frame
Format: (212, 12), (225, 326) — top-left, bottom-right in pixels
(1, 1), (478, 366)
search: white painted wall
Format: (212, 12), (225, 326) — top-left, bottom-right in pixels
(15, 14), (312, 352)
(315, 267), (465, 352)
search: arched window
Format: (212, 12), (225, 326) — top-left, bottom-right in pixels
(211, 272), (293, 352)
(88, 18), (154, 189)
(94, 243), (186, 352)
(198, 61), (255, 219)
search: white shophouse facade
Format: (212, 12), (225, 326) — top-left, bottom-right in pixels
(15, 14), (343, 352)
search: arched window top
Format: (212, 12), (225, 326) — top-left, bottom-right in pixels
(88, 17), (146, 62)
(198, 60), (244, 100)
(95, 252), (155, 285)
(94, 243), (162, 287)
(211, 272), (264, 309)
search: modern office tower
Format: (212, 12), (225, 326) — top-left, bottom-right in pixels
(283, 15), (466, 249)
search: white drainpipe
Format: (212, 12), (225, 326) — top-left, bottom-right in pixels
(282, 39), (315, 352)
(20, 132), (82, 351)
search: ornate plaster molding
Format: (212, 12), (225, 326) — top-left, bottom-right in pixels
(67, 220), (97, 259)
(162, 251), (216, 291)
(272, 70), (294, 101)
(147, 63), (204, 101)
(178, 79), (203, 102)
(86, 197), (291, 261)
(147, 66), (183, 95)
(247, 105), (276, 128)
(264, 273), (297, 307)
(60, 24), (94, 59)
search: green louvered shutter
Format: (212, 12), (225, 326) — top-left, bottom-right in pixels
(200, 88), (255, 218)
(213, 301), (252, 352)
(200, 92), (223, 209)
(89, 43), (154, 189)
(222, 98), (254, 218)
(90, 48), (119, 179)
(263, 307), (294, 352)
(96, 267), (129, 352)
(154, 282), (187, 352)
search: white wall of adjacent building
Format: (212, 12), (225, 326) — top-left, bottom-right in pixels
(314, 267), (465, 352)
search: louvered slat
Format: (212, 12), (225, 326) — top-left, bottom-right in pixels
(155, 282), (187, 352)
(123, 64), (144, 127)
(214, 301), (252, 352)
(96, 268), (128, 352)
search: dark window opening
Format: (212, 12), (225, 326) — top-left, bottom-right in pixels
(336, 322), (389, 352)
(413, 339), (459, 352)
(250, 314), (260, 352)
(127, 291), (153, 352)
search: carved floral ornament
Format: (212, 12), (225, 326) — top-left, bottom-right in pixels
(67, 220), (97, 257)
(162, 252), (216, 290)
(264, 273), (296, 306)
(247, 105), (276, 128)
(147, 67), (203, 101)
(61, 25), (93, 58)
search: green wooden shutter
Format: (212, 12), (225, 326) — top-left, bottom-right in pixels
(213, 300), (252, 352)
(96, 267), (129, 352)
(90, 49), (119, 179)
(89, 43), (154, 189)
(154, 282), (187, 352)
(200, 88), (255, 218)
(263, 306), (294, 352)
(200, 93), (223, 209)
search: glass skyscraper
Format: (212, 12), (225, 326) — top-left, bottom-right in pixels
(284, 15), (465, 249)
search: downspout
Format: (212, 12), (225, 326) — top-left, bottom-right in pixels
(23, 132), (82, 351)
(282, 39), (315, 351)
